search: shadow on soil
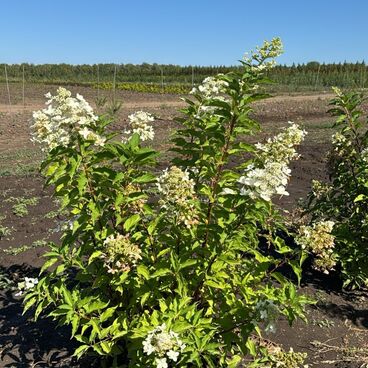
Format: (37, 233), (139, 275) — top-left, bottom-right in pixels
(0, 264), (99, 368)
(301, 268), (368, 329)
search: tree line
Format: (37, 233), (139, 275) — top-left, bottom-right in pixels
(1, 61), (367, 90)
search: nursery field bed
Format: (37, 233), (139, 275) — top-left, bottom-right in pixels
(0, 84), (367, 367)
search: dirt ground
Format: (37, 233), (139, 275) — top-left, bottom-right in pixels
(0, 83), (367, 367)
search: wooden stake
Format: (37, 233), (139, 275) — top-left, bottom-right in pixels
(161, 68), (164, 91)
(314, 64), (321, 91)
(97, 64), (100, 99)
(22, 64), (25, 109)
(4, 65), (11, 110)
(113, 64), (117, 103)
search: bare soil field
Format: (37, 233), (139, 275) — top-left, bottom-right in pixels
(0, 83), (367, 367)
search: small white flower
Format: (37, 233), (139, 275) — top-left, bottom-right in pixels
(143, 324), (184, 366)
(221, 188), (237, 195)
(265, 322), (277, 334)
(94, 135), (106, 147)
(260, 309), (268, 320)
(143, 339), (155, 355)
(79, 127), (92, 139)
(155, 357), (168, 368)
(24, 277), (38, 289)
(361, 148), (368, 163)
(167, 349), (179, 362)
(15, 277), (38, 297)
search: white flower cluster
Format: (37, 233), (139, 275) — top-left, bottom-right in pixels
(331, 132), (347, 145)
(123, 111), (155, 142)
(15, 277), (38, 296)
(195, 104), (216, 118)
(331, 132), (351, 156)
(193, 95), (231, 119)
(331, 86), (343, 97)
(157, 166), (199, 228)
(123, 184), (146, 213)
(102, 233), (142, 274)
(311, 180), (332, 199)
(238, 123), (306, 201)
(361, 147), (368, 163)
(190, 76), (229, 98)
(296, 221), (336, 273)
(255, 122), (307, 163)
(239, 162), (291, 201)
(255, 300), (279, 334)
(243, 37), (283, 71)
(31, 87), (104, 151)
(143, 323), (186, 368)
(79, 126), (106, 146)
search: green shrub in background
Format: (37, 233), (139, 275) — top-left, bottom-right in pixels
(301, 88), (368, 288)
(95, 82), (190, 94)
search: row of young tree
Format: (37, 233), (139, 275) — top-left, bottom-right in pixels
(1, 61), (367, 89)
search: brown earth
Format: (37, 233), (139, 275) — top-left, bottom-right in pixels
(0, 84), (366, 367)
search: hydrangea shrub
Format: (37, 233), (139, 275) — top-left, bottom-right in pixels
(22, 39), (310, 367)
(302, 88), (368, 287)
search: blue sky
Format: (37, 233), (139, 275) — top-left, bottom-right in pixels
(0, 0), (366, 66)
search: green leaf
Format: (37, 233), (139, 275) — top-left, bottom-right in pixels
(204, 279), (226, 289)
(159, 299), (168, 312)
(227, 355), (242, 368)
(84, 300), (109, 313)
(100, 341), (112, 354)
(173, 321), (192, 332)
(157, 248), (171, 258)
(140, 291), (151, 307)
(354, 194), (366, 202)
(151, 268), (172, 278)
(137, 265), (150, 279)
(40, 257), (58, 275)
(62, 287), (74, 306)
(270, 272), (287, 285)
(23, 297), (37, 314)
(73, 345), (90, 359)
(71, 316), (79, 336)
(100, 307), (117, 322)
(290, 260), (302, 285)
(49, 305), (73, 317)
(133, 173), (156, 183)
(246, 338), (257, 356)
(129, 133), (140, 148)
(88, 250), (103, 265)
(179, 259), (197, 270)
(90, 319), (102, 336)
(88, 201), (100, 224)
(77, 172), (88, 195)
(123, 214), (141, 231)
(55, 264), (65, 275)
